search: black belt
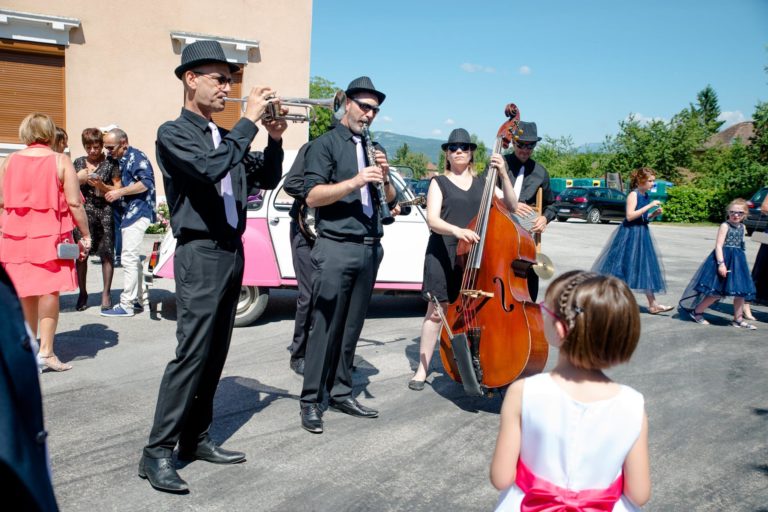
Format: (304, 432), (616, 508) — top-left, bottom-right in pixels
(321, 233), (381, 245)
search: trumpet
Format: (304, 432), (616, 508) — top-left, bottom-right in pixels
(224, 90), (346, 123)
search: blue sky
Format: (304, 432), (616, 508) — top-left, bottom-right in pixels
(310, 0), (767, 152)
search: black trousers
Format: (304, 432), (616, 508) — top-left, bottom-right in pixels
(144, 238), (244, 458)
(300, 237), (383, 405)
(287, 220), (314, 359)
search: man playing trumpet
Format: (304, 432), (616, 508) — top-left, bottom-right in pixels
(139, 40), (285, 493)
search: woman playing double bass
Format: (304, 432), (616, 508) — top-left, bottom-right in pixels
(408, 128), (518, 391)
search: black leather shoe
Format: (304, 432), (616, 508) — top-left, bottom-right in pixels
(138, 455), (189, 494)
(289, 357), (305, 375)
(329, 397), (378, 418)
(300, 404), (323, 433)
(178, 440), (246, 464)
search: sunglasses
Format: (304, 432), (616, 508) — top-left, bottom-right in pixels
(351, 98), (380, 114)
(728, 211), (745, 216)
(447, 143), (471, 152)
(192, 71), (233, 86)
(516, 141), (537, 150)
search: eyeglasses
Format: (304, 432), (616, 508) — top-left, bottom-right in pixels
(447, 143), (471, 153)
(351, 98), (380, 114)
(192, 71), (233, 86)
(516, 141), (537, 150)
(728, 211), (745, 216)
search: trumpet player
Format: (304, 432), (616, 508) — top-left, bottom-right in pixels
(299, 76), (396, 434)
(138, 40), (285, 494)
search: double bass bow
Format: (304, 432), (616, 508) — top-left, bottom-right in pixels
(437, 103), (549, 396)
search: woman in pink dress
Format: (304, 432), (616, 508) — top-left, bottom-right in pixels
(0, 113), (91, 372)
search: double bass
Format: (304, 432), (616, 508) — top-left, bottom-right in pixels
(436, 104), (548, 396)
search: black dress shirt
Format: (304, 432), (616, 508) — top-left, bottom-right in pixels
(284, 141), (313, 222)
(303, 123), (385, 239)
(156, 108), (283, 240)
(504, 152), (557, 223)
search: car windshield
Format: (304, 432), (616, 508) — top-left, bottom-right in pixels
(560, 188), (587, 199)
(752, 188), (767, 205)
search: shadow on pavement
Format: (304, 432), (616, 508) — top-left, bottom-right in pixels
(56, 323), (119, 362)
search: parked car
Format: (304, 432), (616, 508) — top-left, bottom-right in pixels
(745, 186), (768, 236)
(411, 178), (431, 198)
(144, 163), (430, 326)
(554, 187), (627, 224)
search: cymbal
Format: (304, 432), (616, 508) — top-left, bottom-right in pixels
(532, 253), (555, 280)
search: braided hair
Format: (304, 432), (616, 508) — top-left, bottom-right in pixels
(545, 271), (641, 370)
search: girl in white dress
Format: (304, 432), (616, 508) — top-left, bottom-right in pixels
(490, 271), (651, 511)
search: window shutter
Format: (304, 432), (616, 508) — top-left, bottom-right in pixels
(0, 40), (65, 143)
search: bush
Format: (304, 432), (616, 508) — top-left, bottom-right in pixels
(662, 186), (720, 223)
(145, 201), (171, 234)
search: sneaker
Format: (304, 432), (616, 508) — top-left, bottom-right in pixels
(732, 319), (757, 330)
(100, 305), (134, 317)
(132, 301), (145, 313)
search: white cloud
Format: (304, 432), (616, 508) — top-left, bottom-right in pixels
(718, 110), (745, 128)
(519, 65), (531, 75)
(432, 129), (443, 136)
(460, 62), (496, 73)
(627, 113), (666, 125)
(444, 118), (455, 125)
(380, 115), (393, 122)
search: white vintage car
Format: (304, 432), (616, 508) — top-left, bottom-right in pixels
(145, 157), (430, 326)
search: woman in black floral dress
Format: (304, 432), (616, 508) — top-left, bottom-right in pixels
(73, 128), (122, 311)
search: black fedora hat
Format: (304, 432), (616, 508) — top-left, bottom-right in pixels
(441, 128), (477, 151)
(345, 76), (386, 105)
(175, 40), (240, 79)
(517, 121), (542, 142)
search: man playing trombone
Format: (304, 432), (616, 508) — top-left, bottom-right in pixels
(139, 40), (285, 493)
(299, 76), (396, 434)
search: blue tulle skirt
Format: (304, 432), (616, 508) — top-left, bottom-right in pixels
(679, 247), (756, 311)
(592, 223), (666, 293)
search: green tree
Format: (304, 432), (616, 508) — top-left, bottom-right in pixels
(750, 100), (768, 164)
(308, 76), (339, 140)
(471, 134), (490, 174)
(392, 143), (431, 178)
(695, 84), (725, 134)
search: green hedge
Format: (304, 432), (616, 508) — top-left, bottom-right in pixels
(662, 186), (721, 223)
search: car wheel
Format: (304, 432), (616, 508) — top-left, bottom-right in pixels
(587, 208), (601, 224)
(234, 286), (269, 327)
(557, 216), (568, 223)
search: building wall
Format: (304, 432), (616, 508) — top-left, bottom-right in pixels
(1, 0), (312, 196)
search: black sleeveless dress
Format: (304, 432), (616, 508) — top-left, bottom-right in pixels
(421, 174), (485, 303)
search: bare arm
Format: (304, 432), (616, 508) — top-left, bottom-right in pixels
(714, 223), (729, 278)
(490, 379), (524, 490)
(60, 155), (90, 238)
(104, 180), (148, 203)
(622, 411), (651, 507)
(625, 191), (661, 222)
(761, 195), (768, 215)
(425, 179), (479, 243)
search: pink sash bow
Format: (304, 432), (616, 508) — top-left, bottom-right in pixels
(515, 460), (623, 512)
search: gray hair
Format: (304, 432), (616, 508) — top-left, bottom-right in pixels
(108, 127), (128, 143)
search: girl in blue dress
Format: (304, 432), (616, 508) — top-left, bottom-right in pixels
(679, 199), (757, 329)
(592, 167), (672, 314)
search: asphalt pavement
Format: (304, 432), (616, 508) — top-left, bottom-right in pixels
(41, 221), (767, 511)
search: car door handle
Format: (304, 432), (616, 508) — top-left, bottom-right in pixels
(269, 218), (279, 225)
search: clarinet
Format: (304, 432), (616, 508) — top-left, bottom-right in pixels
(361, 123), (395, 225)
